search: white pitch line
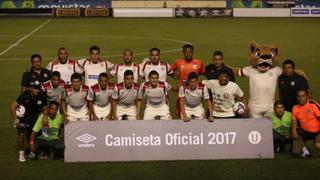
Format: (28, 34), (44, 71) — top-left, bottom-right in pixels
(0, 19), (51, 56)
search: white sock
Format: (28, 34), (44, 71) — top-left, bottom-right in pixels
(302, 146), (310, 155)
(19, 151), (24, 155)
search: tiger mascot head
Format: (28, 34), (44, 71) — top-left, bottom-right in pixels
(248, 42), (280, 72)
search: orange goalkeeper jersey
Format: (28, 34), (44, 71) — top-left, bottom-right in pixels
(292, 100), (320, 133)
(171, 58), (205, 84)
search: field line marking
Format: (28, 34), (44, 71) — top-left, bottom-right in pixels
(0, 19), (51, 56)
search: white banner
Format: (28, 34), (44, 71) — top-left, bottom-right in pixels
(233, 8), (291, 17)
(113, 8), (174, 17)
(65, 119), (274, 162)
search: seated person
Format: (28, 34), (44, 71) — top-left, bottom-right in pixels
(271, 101), (292, 153)
(30, 101), (64, 159)
(292, 89), (320, 158)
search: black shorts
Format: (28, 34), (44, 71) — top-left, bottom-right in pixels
(298, 129), (320, 141)
(16, 117), (36, 134)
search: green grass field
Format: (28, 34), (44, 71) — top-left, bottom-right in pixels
(0, 18), (319, 179)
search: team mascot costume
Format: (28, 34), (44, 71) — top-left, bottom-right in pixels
(237, 42), (282, 118)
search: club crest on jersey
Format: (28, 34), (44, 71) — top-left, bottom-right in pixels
(37, 100), (42, 105)
(44, 73), (48, 78)
(161, 67), (165, 71)
(223, 93), (229, 99)
(192, 65), (198, 70)
(68, 67), (72, 70)
(291, 81), (295, 86)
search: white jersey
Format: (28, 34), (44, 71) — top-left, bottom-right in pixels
(240, 66), (282, 105)
(87, 83), (115, 107)
(139, 61), (171, 82)
(110, 63), (139, 83)
(41, 80), (66, 103)
(178, 83), (209, 107)
(112, 82), (140, 106)
(46, 59), (83, 85)
(62, 84), (89, 109)
(138, 81), (171, 106)
(203, 80), (244, 117)
(78, 58), (113, 87)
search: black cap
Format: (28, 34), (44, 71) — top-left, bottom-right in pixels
(30, 81), (41, 89)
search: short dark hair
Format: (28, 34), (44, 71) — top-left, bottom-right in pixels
(297, 89), (308, 96)
(273, 100), (284, 108)
(89, 45), (100, 54)
(182, 44), (194, 51)
(187, 72), (198, 81)
(99, 72), (108, 78)
(58, 47), (66, 52)
(30, 54), (41, 62)
(51, 71), (61, 78)
(124, 70), (134, 77)
(49, 100), (60, 108)
(148, 70), (159, 78)
(71, 72), (82, 81)
(149, 48), (160, 53)
(217, 69), (230, 77)
(213, 51), (223, 57)
(282, 59), (295, 68)
(123, 49), (133, 55)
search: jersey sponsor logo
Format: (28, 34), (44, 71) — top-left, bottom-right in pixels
(89, 75), (99, 79)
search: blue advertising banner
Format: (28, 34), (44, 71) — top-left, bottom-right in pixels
(227, 0), (268, 8)
(0, 0), (111, 9)
(295, 0), (320, 8)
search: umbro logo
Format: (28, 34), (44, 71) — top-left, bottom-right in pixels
(76, 133), (97, 144)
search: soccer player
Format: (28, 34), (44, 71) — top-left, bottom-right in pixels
(292, 89), (320, 158)
(10, 81), (48, 162)
(203, 69), (246, 118)
(46, 47), (83, 85)
(21, 54), (51, 92)
(110, 49), (139, 83)
(87, 73), (114, 121)
(271, 101), (292, 153)
(112, 70), (142, 120)
(278, 59), (311, 112)
(78, 45), (114, 87)
(205, 51), (235, 82)
(41, 71), (65, 103)
(138, 70), (173, 120)
(139, 48), (172, 82)
(171, 44), (205, 85)
(179, 72), (214, 122)
(61, 73), (90, 123)
(171, 44), (205, 116)
(29, 101), (64, 160)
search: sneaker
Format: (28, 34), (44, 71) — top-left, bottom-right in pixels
(27, 152), (36, 159)
(300, 152), (311, 158)
(19, 152), (26, 162)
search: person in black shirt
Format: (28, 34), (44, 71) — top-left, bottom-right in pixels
(205, 51), (235, 82)
(21, 54), (51, 92)
(278, 59), (311, 112)
(10, 81), (48, 162)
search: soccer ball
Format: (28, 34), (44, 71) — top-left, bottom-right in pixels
(16, 105), (26, 118)
(233, 102), (245, 115)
